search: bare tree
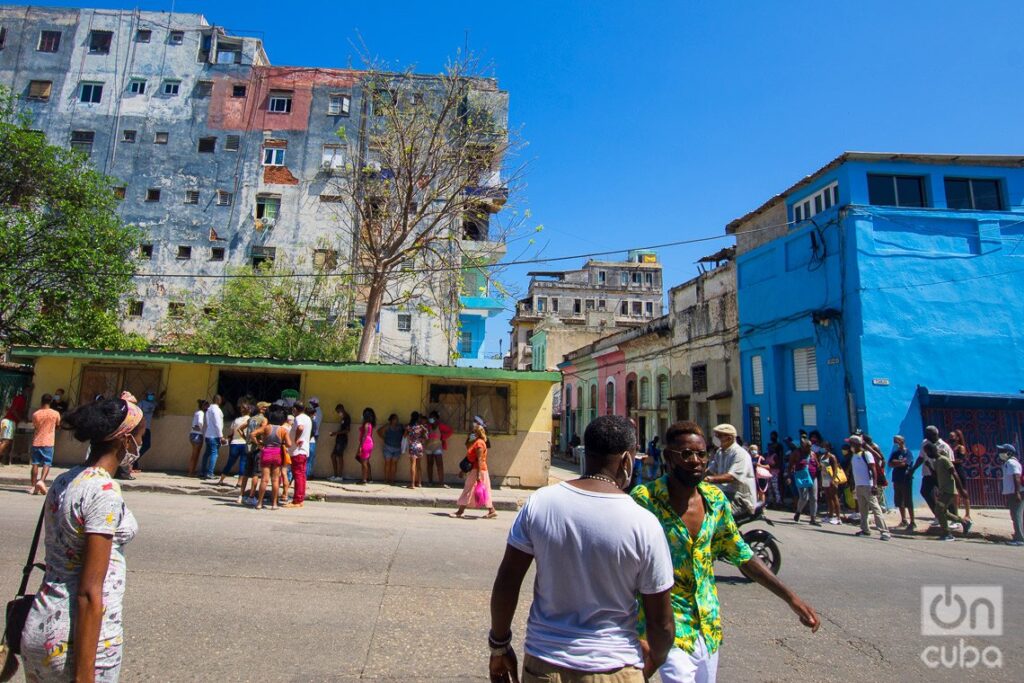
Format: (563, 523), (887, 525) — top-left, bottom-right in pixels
(323, 52), (522, 363)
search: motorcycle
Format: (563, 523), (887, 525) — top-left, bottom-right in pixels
(734, 504), (782, 575)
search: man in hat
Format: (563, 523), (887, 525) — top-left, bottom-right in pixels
(705, 423), (756, 517)
(849, 435), (892, 541)
(997, 444), (1023, 546)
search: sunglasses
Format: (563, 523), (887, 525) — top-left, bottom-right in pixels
(664, 448), (709, 462)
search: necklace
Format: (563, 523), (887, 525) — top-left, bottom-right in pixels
(582, 474), (619, 486)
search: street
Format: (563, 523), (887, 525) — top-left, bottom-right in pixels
(1, 487), (1021, 682)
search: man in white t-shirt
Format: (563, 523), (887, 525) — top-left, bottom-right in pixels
(849, 435), (890, 540)
(287, 401), (313, 508)
(705, 424), (757, 517)
(488, 415), (675, 683)
(997, 444), (1023, 545)
(200, 395), (225, 480)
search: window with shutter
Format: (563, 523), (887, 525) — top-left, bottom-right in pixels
(793, 347), (818, 392)
(802, 404), (817, 427)
(751, 355), (764, 396)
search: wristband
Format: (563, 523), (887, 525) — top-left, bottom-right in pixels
(490, 644), (511, 657)
(488, 629), (512, 648)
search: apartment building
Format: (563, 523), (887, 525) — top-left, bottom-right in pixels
(507, 250), (664, 371)
(0, 5), (508, 365)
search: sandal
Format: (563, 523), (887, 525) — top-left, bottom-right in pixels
(485, 511), (498, 519)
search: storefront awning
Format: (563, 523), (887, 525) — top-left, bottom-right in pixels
(917, 386), (1024, 410)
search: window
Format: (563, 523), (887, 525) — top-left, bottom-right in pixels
(944, 177), (1003, 211)
(121, 129), (136, 143)
(0, 26), (6, 49)
(632, 301), (642, 316)
(127, 78), (146, 95)
(168, 302), (185, 317)
(214, 39), (242, 64)
(198, 137), (216, 153)
(459, 331), (474, 356)
(79, 365), (162, 404)
(586, 299), (596, 311)
(397, 313), (412, 332)
(536, 297), (547, 312)
(176, 245), (191, 259)
(194, 80), (213, 98)
(321, 144), (345, 171)
(598, 270), (606, 284)
(620, 272), (628, 286)
(268, 91), (293, 113)
(88, 30), (112, 54)
(632, 272), (642, 284)
(328, 94), (351, 115)
(792, 181), (839, 223)
(216, 190), (233, 206)
(639, 377), (651, 407)
(79, 82), (103, 103)
(256, 195), (280, 220)
(162, 79), (181, 96)
(27, 80), (52, 100)
(128, 301), (144, 317)
(605, 381), (615, 416)
(154, 131), (168, 144)
(802, 404), (818, 427)
(751, 355), (764, 396)
(139, 244), (153, 259)
(169, 30), (184, 45)
(146, 188), (161, 202)
(251, 246), (276, 268)
(692, 364), (708, 393)
(657, 375), (669, 408)
(113, 186), (126, 200)
(224, 135), (240, 152)
(313, 248), (338, 270)
(319, 194), (344, 203)
(645, 272), (654, 287)
(70, 130), (94, 154)
(793, 346), (819, 392)
(135, 29), (152, 43)
(372, 89), (396, 115)
(38, 30), (61, 52)
(551, 298), (559, 313)
(645, 302), (653, 316)
(573, 299), (581, 314)
(184, 190), (199, 204)
(867, 174), (926, 208)
(597, 299), (606, 311)
(263, 148), (285, 165)
(210, 247), (225, 261)
(232, 84), (247, 97)
(620, 300), (628, 315)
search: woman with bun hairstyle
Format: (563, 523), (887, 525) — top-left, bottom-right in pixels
(19, 393), (143, 682)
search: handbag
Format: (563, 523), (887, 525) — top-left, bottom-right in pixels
(831, 463), (848, 486)
(473, 479), (488, 507)
(793, 467), (815, 490)
(459, 457), (473, 473)
(1, 503), (45, 682)
(755, 465), (772, 480)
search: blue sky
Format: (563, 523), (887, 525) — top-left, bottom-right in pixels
(45, 1), (1024, 357)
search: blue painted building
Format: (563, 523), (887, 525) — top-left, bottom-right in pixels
(730, 152), (1024, 505)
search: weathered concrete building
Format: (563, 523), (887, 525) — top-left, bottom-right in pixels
(0, 6), (508, 365)
(508, 250), (664, 371)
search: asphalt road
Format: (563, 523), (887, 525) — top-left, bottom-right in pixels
(0, 487), (1021, 682)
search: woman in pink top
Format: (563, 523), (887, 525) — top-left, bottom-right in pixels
(356, 407), (375, 484)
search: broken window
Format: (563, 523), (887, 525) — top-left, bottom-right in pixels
(216, 190), (233, 206)
(146, 188), (161, 202)
(70, 130), (94, 155)
(113, 186), (126, 200)
(139, 244), (153, 259)
(128, 301), (144, 317)
(587, 299), (596, 311)
(328, 93), (351, 116)
(232, 84), (247, 98)
(462, 207), (489, 241)
(619, 300), (628, 315)
(135, 29), (151, 43)
(121, 129), (136, 143)
(262, 148), (285, 166)
(27, 80), (52, 100)
(573, 299), (581, 314)
(154, 131), (168, 144)
(251, 246), (276, 268)
(372, 88), (396, 116)
(88, 30), (112, 54)
(631, 300), (642, 315)
(255, 195), (280, 220)
(168, 302), (185, 317)
(210, 247), (225, 261)
(224, 135), (240, 151)
(79, 82), (103, 103)
(169, 30), (184, 45)
(321, 144), (344, 171)
(194, 80), (213, 98)
(0, 26), (6, 49)
(198, 137), (217, 153)
(215, 38), (242, 64)
(268, 91), (293, 113)
(312, 248), (338, 270)
(162, 79), (180, 96)
(184, 190), (200, 204)
(127, 78), (146, 95)
(691, 364), (708, 393)
(176, 245), (191, 259)
(37, 30), (61, 52)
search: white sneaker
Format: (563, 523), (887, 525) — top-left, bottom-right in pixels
(830, 517), (842, 525)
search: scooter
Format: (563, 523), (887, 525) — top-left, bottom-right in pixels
(734, 504), (782, 575)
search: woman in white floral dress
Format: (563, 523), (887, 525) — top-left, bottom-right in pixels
(20, 393), (144, 682)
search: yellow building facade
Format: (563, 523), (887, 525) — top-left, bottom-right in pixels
(11, 348), (558, 487)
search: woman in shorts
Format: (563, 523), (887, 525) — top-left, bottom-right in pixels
(377, 413), (404, 485)
(818, 442), (842, 524)
(949, 429), (973, 522)
(251, 405), (292, 510)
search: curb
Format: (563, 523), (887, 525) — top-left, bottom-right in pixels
(0, 476), (524, 512)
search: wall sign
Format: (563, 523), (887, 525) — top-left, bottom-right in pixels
(872, 378), (890, 386)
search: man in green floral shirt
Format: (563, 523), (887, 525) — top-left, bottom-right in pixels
(632, 421), (819, 682)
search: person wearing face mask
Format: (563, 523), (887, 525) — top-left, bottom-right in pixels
(996, 444), (1023, 546)
(631, 422), (820, 683)
(136, 390), (158, 473)
(425, 410), (453, 487)
(704, 424), (757, 518)
(488, 415), (676, 683)
(18, 392), (142, 682)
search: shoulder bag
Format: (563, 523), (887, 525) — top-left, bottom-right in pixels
(1, 504), (45, 681)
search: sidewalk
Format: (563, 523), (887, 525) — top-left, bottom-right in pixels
(0, 464), (529, 512)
